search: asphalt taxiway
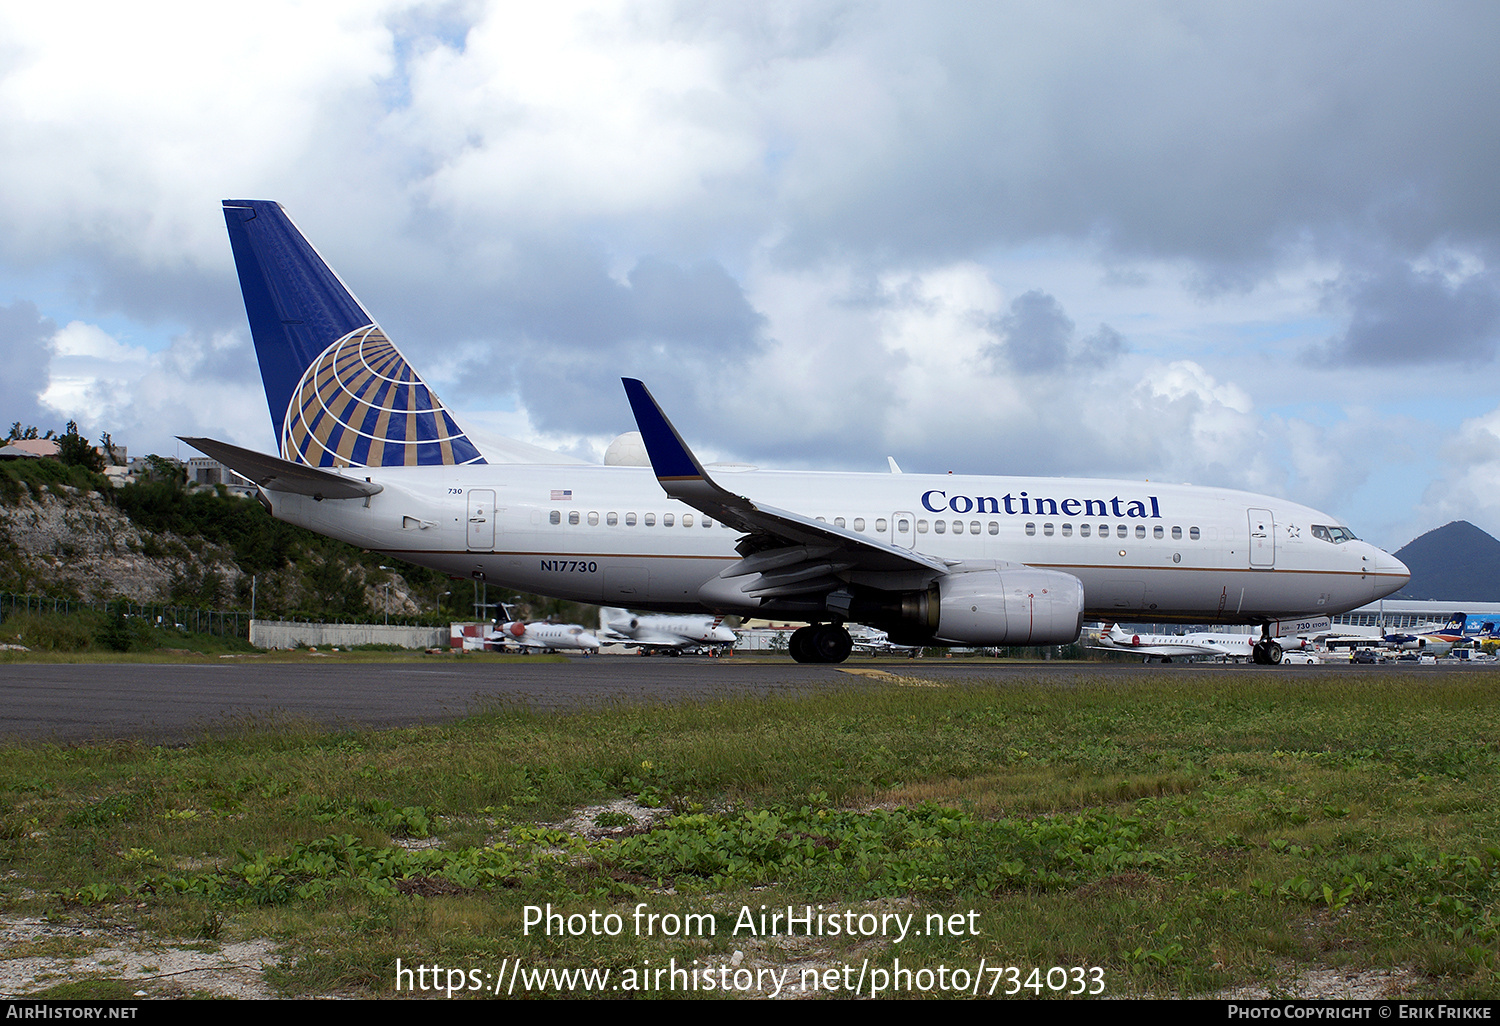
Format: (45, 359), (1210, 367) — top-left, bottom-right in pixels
(0, 657), (1484, 743)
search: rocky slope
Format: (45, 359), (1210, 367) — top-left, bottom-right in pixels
(0, 485), (240, 603)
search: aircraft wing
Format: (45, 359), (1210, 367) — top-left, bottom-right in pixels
(621, 379), (949, 602)
(179, 436), (383, 499)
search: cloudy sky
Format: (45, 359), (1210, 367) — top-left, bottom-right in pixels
(3, 0), (1499, 550)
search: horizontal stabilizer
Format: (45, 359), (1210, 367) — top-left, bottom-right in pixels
(179, 437), (383, 499)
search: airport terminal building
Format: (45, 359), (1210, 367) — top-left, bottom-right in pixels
(1330, 600), (1500, 631)
(1125, 599), (1500, 637)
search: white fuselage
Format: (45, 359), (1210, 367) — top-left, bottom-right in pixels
(1094, 625), (1311, 660)
(265, 463), (1408, 624)
(489, 620), (601, 652)
(601, 609), (737, 649)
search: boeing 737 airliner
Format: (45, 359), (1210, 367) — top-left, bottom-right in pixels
(187, 200), (1410, 664)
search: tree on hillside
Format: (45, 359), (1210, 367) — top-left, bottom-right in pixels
(100, 433), (123, 466)
(56, 422), (105, 474)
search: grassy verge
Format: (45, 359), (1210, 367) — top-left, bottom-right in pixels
(1, 672), (1498, 999)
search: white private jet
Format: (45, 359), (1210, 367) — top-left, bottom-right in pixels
(488, 619), (601, 655)
(598, 607), (737, 655)
(849, 625), (922, 657)
(1091, 622), (1318, 663)
(186, 200), (1410, 665)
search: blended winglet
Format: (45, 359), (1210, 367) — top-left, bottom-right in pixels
(620, 378), (708, 483)
(619, 379), (950, 587)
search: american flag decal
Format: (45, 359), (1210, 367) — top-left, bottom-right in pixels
(550, 489), (573, 501)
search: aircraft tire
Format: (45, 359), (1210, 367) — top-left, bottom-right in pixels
(789, 626), (816, 663)
(1252, 641), (1284, 665)
(810, 624), (853, 664)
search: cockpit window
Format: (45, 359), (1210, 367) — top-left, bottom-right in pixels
(1312, 524), (1359, 544)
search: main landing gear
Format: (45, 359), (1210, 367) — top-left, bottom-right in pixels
(789, 623), (853, 664)
(1252, 624), (1283, 665)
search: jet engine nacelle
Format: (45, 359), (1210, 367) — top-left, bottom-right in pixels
(930, 564), (1086, 646)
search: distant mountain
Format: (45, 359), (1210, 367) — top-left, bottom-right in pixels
(1390, 521), (1500, 602)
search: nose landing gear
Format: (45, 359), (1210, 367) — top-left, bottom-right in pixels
(1252, 624), (1283, 665)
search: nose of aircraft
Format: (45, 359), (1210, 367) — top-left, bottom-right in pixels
(1372, 548), (1411, 599)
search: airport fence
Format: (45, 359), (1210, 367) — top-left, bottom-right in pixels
(0, 591), (451, 643)
(0, 591), (249, 640)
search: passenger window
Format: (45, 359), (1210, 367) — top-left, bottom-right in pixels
(702, 517), (712, 528)
(644, 513), (656, 526)
(1025, 523), (1036, 536)
(988, 522), (998, 535)
(568, 511), (580, 525)
(835, 517), (845, 528)
(1134, 525), (1145, 539)
(1153, 525), (1163, 539)
(970, 521), (980, 535)
(1098, 524), (1109, 537)
(1080, 524), (1090, 537)
(1118, 524), (1128, 536)
(1043, 523), (1054, 536)
(549, 510), (561, 525)
(588, 511), (599, 526)
(1171, 526), (1181, 540)
(1190, 526), (1200, 540)
(1061, 523), (1072, 537)
(683, 514), (693, 527)
(952, 520), (962, 534)
(607, 512), (618, 526)
(664, 513), (674, 527)
(625, 512), (636, 526)
(854, 518), (865, 531)
(933, 520), (946, 534)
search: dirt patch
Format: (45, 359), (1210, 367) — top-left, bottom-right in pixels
(1208, 965), (1421, 1000)
(0, 915), (279, 999)
(550, 797), (671, 839)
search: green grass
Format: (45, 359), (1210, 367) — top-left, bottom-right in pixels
(2, 672), (1498, 999)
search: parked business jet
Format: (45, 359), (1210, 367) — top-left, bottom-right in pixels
(849, 625), (922, 657)
(1091, 623), (1316, 663)
(598, 607), (737, 654)
(187, 200), (1410, 665)
(488, 619), (601, 655)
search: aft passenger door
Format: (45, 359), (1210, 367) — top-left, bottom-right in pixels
(467, 489), (496, 551)
(1248, 508), (1275, 569)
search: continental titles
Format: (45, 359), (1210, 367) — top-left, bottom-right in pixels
(921, 490), (1162, 519)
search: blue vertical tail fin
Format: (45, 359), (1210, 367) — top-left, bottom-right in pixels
(222, 200), (485, 467)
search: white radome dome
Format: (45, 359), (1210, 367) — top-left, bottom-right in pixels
(603, 431), (651, 466)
